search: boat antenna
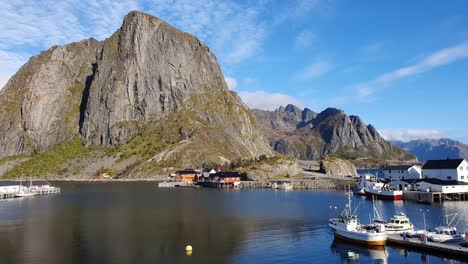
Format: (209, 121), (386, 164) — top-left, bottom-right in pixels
(447, 213), (457, 227)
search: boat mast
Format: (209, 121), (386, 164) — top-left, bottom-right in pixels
(347, 185), (352, 216)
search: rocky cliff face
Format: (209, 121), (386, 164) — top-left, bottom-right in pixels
(319, 155), (358, 177)
(253, 105), (415, 161)
(0, 11), (272, 175)
(0, 39), (102, 156)
(391, 138), (468, 162)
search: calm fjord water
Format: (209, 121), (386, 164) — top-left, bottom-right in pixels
(0, 182), (466, 264)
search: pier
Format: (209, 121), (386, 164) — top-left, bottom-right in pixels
(158, 182), (198, 188)
(0, 187), (60, 200)
(403, 191), (468, 203)
(387, 234), (468, 259)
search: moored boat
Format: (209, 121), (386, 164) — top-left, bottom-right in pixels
(365, 186), (402, 200)
(374, 213), (414, 234)
(427, 226), (465, 244)
(329, 189), (387, 246)
(354, 174), (384, 196)
(15, 190), (36, 197)
(272, 181), (293, 191)
(427, 213), (466, 244)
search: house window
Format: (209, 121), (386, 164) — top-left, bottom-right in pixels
(462, 176), (465, 179)
(461, 167), (464, 171)
(447, 176), (452, 180)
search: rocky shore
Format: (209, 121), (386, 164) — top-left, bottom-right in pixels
(239, 178), (355, 190)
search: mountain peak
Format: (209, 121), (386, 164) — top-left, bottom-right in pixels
(123, 10), (161, 23)
(0, 10), (273, 173)
(253, 105), (414, 161)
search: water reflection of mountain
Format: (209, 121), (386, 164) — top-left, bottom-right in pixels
(331, 240), (388, 264)
(0, 183), (251, 264)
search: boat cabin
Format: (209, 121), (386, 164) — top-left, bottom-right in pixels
(434, 226), (458, 235)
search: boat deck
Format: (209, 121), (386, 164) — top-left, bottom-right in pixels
(387, 234), (468, 259)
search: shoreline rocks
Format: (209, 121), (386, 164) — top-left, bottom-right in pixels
(239, 178), (354, 190)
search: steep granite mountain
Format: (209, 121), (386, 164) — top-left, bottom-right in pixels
(391, 138), (468, 162)
(253, 105), (415, 161)
(0, 39), (102, 157)
(0, 11), (273, 177)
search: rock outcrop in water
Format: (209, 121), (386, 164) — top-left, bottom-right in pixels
(253, 105), (415, 161)
(0, 11), (273, 177)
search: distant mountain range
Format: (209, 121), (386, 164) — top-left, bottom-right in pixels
(252, 104), (415, 162)
(390, 138), (468, 162)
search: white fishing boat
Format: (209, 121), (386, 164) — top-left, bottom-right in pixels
(354, 174), (384, 196)
(15, 190), (37, 197)
(329, 189), (387, 246)
(15, 178), (37, 197)
(271, 181), (293, 191)
(427, 213), (466, 244)
(374, 213), (414, 234)
(364, 185), (403, 200)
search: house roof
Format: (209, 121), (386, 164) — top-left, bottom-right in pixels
(176, 170), (197, 174)
(211, 171), (241, 178)
(415, 178), (468, 186)
(0, 181), (20, 186)
(0, 180), (50, 187)
(381, 165), (415, 171)
(422, 159), (465, 170)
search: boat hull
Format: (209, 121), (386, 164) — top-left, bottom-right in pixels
(365, 190), (403, 200)
(15, 193), (36, 197)
(333, 229), (386, 246)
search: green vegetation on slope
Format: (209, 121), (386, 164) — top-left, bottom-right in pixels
(3, 137), (113, 178)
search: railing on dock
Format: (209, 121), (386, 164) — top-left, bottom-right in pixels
(0, 186), (61, 200)
(387, 234), (468, 259)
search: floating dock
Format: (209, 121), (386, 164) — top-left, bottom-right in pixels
(158, 181), (198, 188)
(387, 234), (468, 259)
(0, 187), (60, 200)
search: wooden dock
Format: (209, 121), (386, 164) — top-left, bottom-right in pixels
(403, 191), (468, 203)
(0, 187), (60, 200)
(158, 181), (198, 188)
(387, 234), (468, 259)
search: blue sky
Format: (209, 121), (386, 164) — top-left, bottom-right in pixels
(1, 0), (468, 142)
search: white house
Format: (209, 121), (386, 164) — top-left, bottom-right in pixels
(0, 181), (21, 193)
(0, 180), (51, 193)
(414, 179), (468, 194)
(422, 159), (468, 183)
(382, 165), (422, 180)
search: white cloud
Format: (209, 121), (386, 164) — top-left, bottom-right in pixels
(295, 60), (330, 80)
(148, 0), (267, 65)
(0, 50), (29, 89)
(379, 129), (446, 142)
(239, 90), (303, 110)
(0, 0), (269, 87)
(243, 77), (255, 84)
(275, 0), (332, 24)
(225, 77), (237, 90)
(353, 41), (468, 99)
(294, 30), (315, 48)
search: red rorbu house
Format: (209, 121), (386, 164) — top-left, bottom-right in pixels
(203, 171), (242, 188)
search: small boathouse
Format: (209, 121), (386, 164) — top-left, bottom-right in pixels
(202, 171), (242, 188)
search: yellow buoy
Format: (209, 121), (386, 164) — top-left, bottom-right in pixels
(185, 245), (193, 251)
